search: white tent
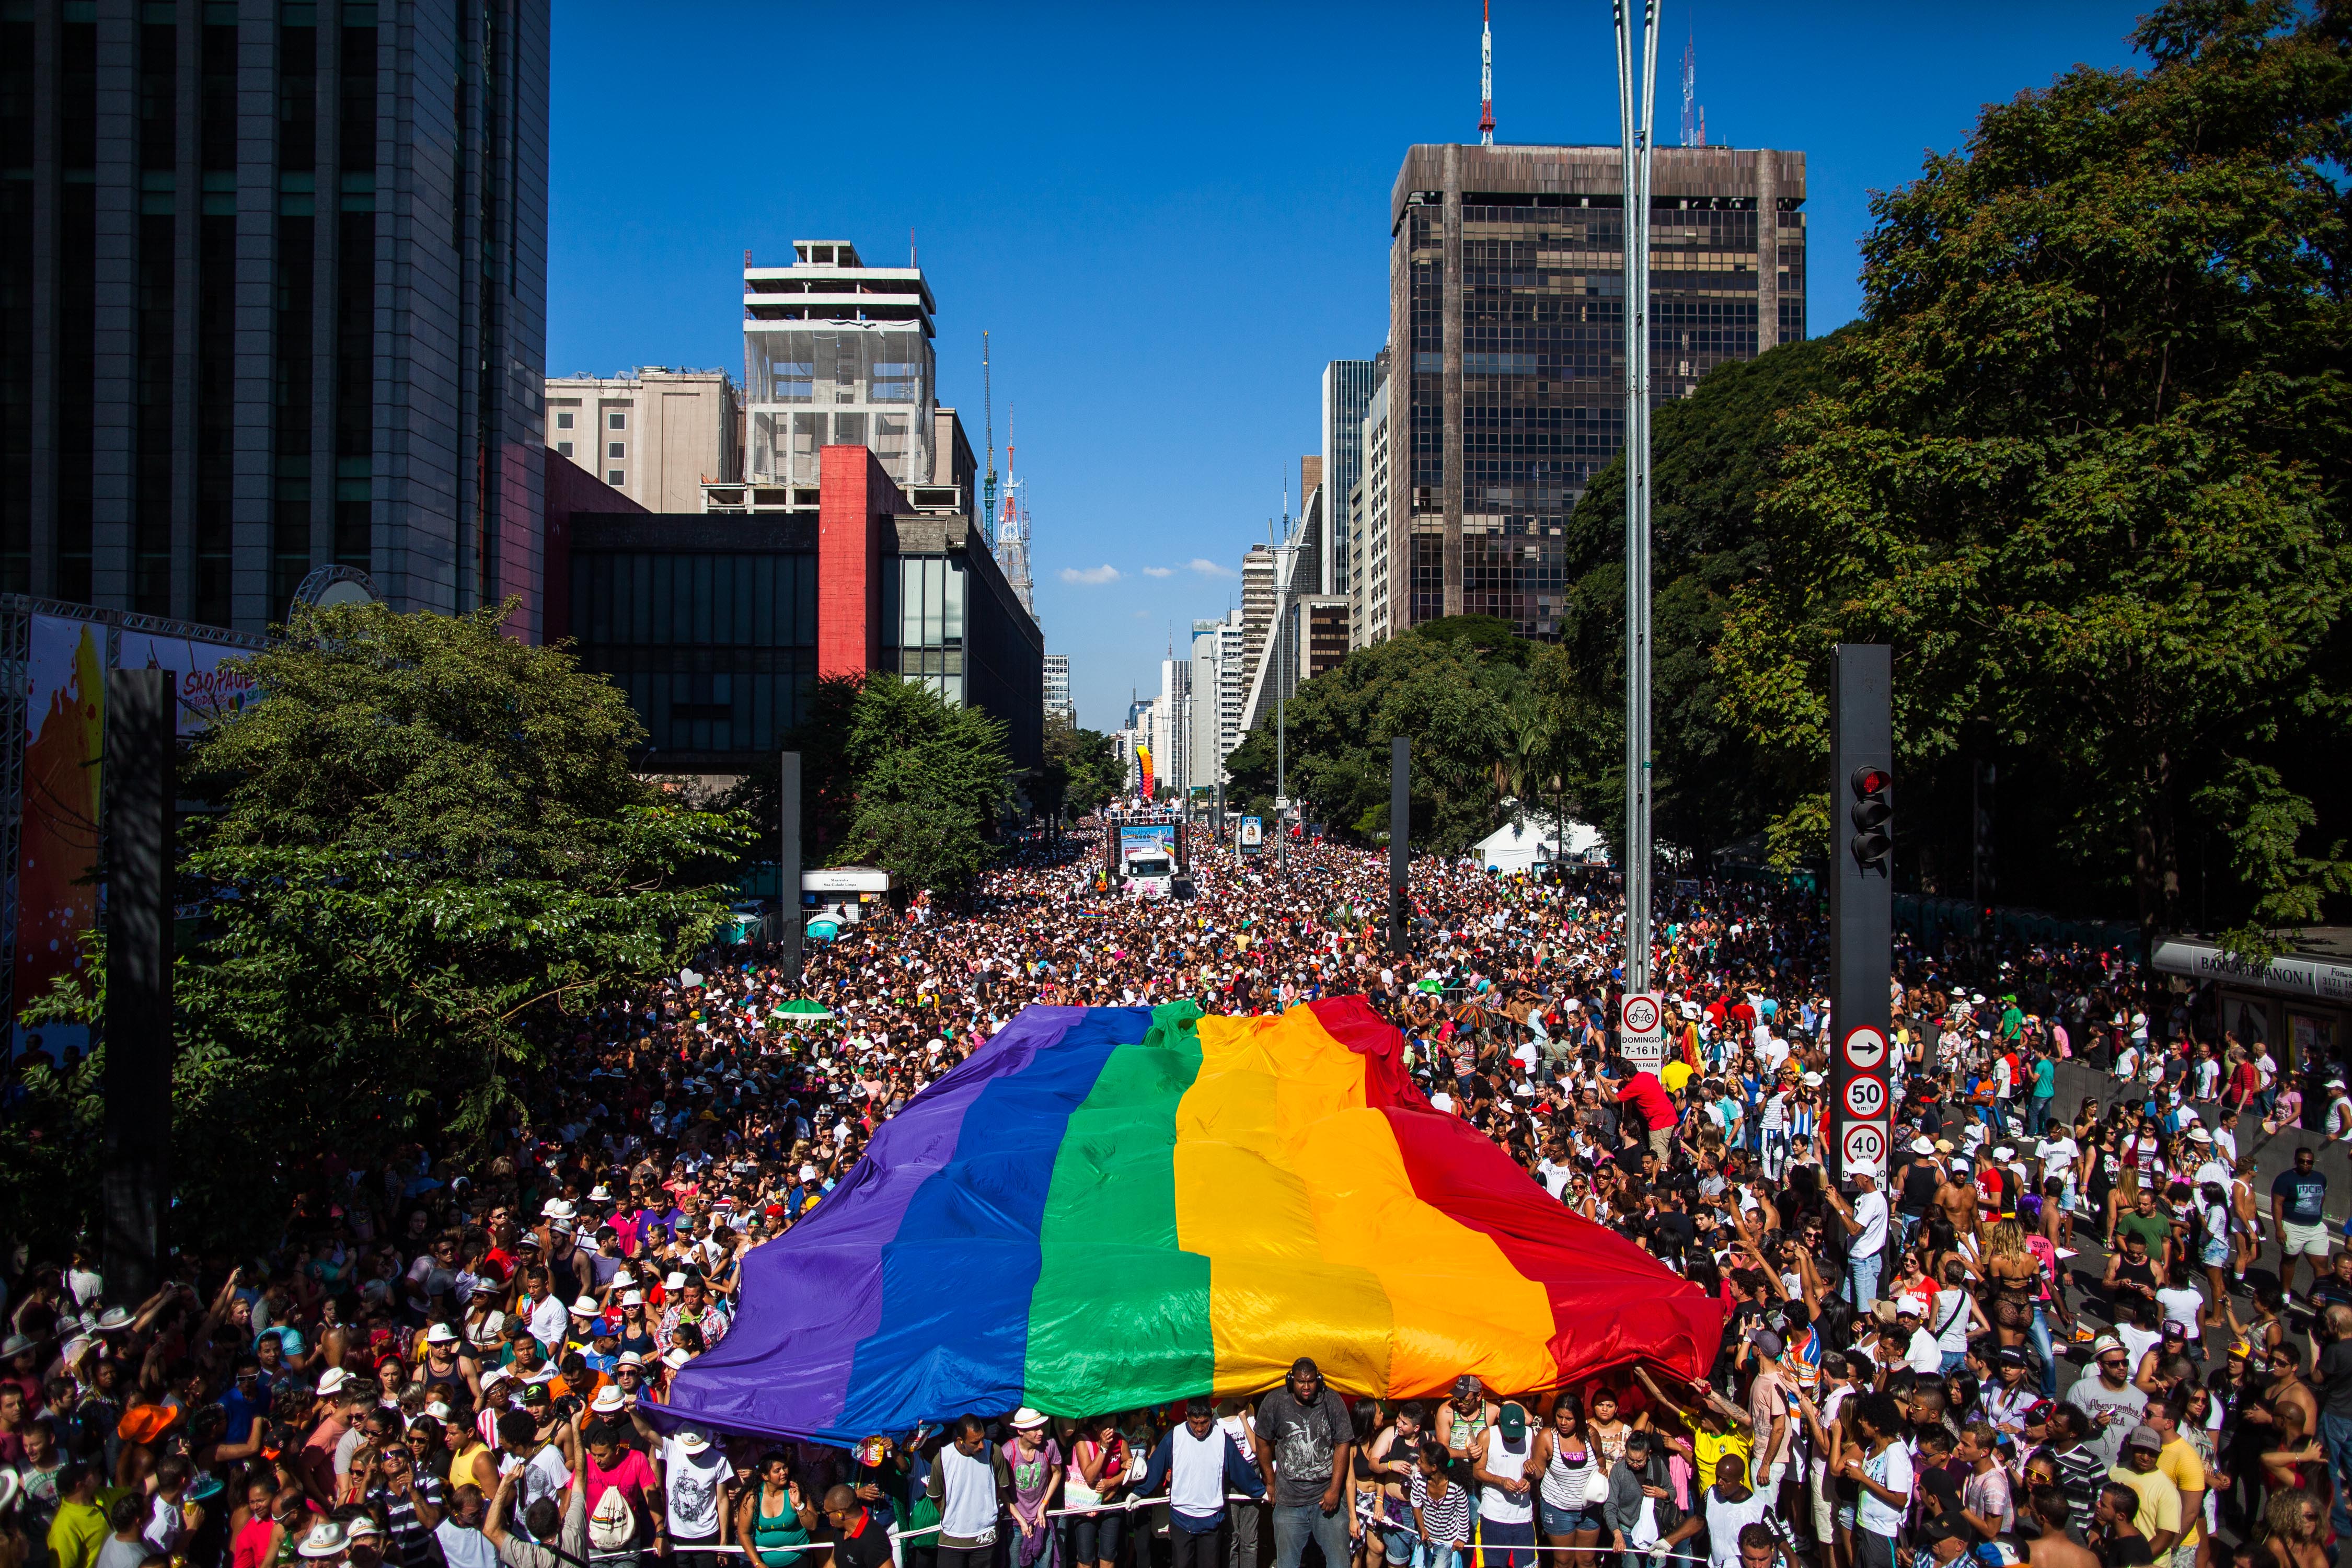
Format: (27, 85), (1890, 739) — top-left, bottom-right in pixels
(1474, 812), (1605, 874)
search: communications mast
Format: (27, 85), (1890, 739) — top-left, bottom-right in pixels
(1479, 0), (1495, 145)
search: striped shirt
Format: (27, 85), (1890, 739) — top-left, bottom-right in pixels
(1410, 1474), (1471, 1544)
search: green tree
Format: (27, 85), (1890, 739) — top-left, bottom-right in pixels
(1563, 329), (1855, 867)
(839, 674), (1014, 892)
(1035, 719), (1121, 821)
(1224, 627), (1547, 853)
(123, 603), (745, 1249)
(1715, 0), (2352, 948)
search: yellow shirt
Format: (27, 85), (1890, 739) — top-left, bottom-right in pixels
(2157, 1438), (2207, 1548)
(1685, 1419), (1752, 1491)
(1662, 1062), (1693, 1093)
(48, 1501), (109, 1568)
(2104, 1462), (2183, 1544)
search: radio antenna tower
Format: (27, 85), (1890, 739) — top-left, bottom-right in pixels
(995, 406), (1036, 620)
(1479, 0), (1495, 145)
(1679, 24), (1702, 146)
(981, 332), (999, 545)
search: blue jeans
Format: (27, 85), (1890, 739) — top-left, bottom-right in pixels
(2027, 1095), (2053, 1136)
(1272, 1503), (1353, 1568)
(1413, 1546), (1463, 1568)
(1847, 1251), (1883, 1309)
(1480, 1516), (1535, 1568)
(2028, 1305), (2059, 1398)
(2323, 1411), (2352, 1544)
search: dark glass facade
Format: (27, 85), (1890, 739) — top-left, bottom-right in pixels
(569, 542), (818, 759)
(3, 0), (550, 636)
(1385, 145), (1806, 640)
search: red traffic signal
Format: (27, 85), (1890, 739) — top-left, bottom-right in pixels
(1849, 763), (1893, 872)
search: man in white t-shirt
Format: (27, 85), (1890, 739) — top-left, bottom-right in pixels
(1828, 1169), (1890, 1308)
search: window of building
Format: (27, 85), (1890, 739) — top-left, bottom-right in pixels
(555, 410), (573, 429)
(608, 442), (625, 459)
(608, 411), (627, 430)
(557, 441), (572, 457)
(608, 470), (625, 486)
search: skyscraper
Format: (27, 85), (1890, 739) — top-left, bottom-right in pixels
(1377, 143), (1805, 640)
(1, 0), (552, 636)
(1042, 652), (1071, 726)
(1353, 347), (1391, 648)
(1319, 359), (1376, 600)
(1239, 544), (1276, 690)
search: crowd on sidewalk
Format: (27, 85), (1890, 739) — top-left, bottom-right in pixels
(2, 824), (2347, 1568)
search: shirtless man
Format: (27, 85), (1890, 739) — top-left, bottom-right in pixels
(1935, 1163), (1980, 1246)
(2020, 1486), (2096, 1568)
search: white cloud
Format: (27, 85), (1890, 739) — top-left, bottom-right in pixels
(1141, 566), (1174, 579)
(1187, 558), (1239, 579)
(1058, 564), (1122, 585)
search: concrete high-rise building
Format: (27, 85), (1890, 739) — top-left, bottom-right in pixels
(1189, 619), (1223, 789)
(546, 370), (741, 514)
(1215, 610), (1246, 764)
(1353, 348), (1392, 648)
(1239, 544), (1276, 691)
(1153, 656), (1192, 797)
(1, 0), (552, 636)
(1379, 143), (1805, 639)
(1320, 360), (1376, 599)
(1042, 653), (1071, 727)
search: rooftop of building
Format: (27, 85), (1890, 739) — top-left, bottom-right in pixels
(547, 367), (737, 386)
(742, 239), (936, 326)
(1391, 143), (1807, 228)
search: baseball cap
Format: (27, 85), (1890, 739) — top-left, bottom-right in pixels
(1747, 1325), (1785, 1357)
(1497, 1401), (1528, 1439)
(2123, 1424), (2163, 1453)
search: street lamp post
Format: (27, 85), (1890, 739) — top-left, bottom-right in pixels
(1613, 0), (1661, 996)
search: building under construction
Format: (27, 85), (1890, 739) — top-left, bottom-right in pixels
(543, 239), (1043, 778)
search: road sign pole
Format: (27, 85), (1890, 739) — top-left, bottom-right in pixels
(1828, 644), (1893, 1184)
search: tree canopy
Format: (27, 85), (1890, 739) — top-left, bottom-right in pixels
(1224, 624), (1581, 854)
(1715, 0), (2352, 951)
(9, 603), (749, 1254)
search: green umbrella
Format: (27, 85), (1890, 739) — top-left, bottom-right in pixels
(771, 998), (835, 1020)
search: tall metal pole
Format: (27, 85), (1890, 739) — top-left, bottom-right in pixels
(103, 667), (173, 1302)
(1389, 736), (1411, 954)
(778, 751), (803, 982)
(1613, 0), (1660, 996)
(1275, 567), (1288, 874)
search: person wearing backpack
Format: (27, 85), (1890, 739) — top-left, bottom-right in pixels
(579, 1393), (661, 1567)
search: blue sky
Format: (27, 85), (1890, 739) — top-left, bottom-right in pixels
(548, 1), (2151, 731)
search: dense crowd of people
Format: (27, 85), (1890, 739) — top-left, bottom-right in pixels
(3, 822), (2347, 1568)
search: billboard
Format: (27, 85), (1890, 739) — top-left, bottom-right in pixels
(13, 615), (106, 1055)
(1117, 823), (1179, 864)
(117, 630), (262, 736)
(1238, 816), (1263, 852)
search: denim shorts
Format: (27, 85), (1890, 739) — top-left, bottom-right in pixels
(1538, 1500), (1604, 1537)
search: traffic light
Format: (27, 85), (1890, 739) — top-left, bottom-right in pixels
(1849, 763), (1893, 872)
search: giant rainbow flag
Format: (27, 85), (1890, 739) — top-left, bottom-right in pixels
(662, 998), (1721, 1441)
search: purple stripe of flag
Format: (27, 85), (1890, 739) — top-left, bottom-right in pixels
(654, 1007), (1089, 1439)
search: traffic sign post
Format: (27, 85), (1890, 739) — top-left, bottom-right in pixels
(1828, 644), (1894, 1182)
(1619, 991), (1666, 1071)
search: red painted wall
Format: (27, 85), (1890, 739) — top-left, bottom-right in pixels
(817, 445), (903, 679)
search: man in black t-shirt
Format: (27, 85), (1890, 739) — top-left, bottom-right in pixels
(821, 1485), (895, 1568)
(1256, 1358), (1354, 1568)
